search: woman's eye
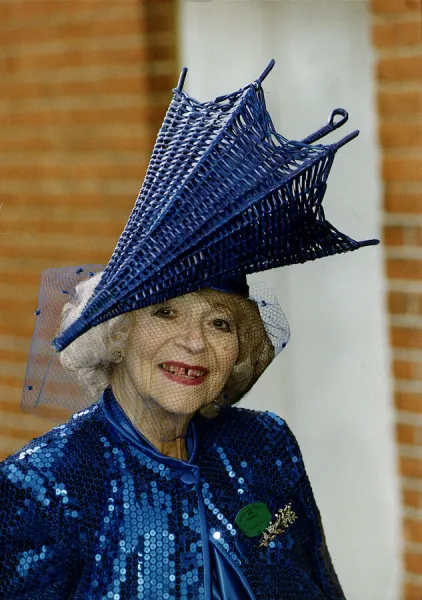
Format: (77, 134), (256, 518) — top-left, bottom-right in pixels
(155, 307), (175, 318)
(213, 318), (231, 332)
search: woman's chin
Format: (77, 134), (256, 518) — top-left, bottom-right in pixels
(154, 400), (205, 416)
(150, 390), (215, 416)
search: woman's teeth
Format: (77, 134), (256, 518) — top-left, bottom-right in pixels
(160, 363), (206, 378)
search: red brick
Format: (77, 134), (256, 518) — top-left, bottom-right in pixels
(396, 422), (416, 443)
(0, 1), (140, 24)
(388, 290), (408, 313)
(0, 271), (49, 287)
(0, 348), (27, 364)
(387, 259), (422, 280)
(413, 424), (422, 445)
(392, 290), (422, 314)
(372, 20), (422, 47)
(0, 402), (69, 421)
(378, 55), (422, 83)
(140, 10), (176, 36)
(383, 224), (405, 245)
(385, 192), (422, 214)
(394, 360), (414, 379)
(0, 46), (175, 76)
(396, 391), (422, 412)
(0, 1), (67, 22)
(0, 298), (34, 313)
(0, 11), (175, 48)
(404, 517), (422, 542)
(0, 74), (173, 102)
(392, 325), (422, 348)
(383, 157), (422, 182)
(0, 321), (39, 339)
(0, 134), (147, 154)
(401, 456), (422, 479)
(5, 217), (125, 238)
(397, 423), (422, 445)
(398, 226), (422, 246)
(403, 488), (421, 508)
(380, 123), (422, 149)
(404, 582), (422, 600)
(0, 163), (143, 182)
(0, 424), (43, 441)
(371, 0), (421, 14)
(0, 17), (144, 47)
(0, 105), (168, 128)
(393, 360), (422, 382)
(0, 243), (108, 264)
(0, 376), (24, 389)
(404, 581), (422, 600)
(404, 551), (422, 574)
(0, 193), (137, 210)
(412, 227), (422, 246)
(378, 90), (422, 117)
(0, 401), (27, 415)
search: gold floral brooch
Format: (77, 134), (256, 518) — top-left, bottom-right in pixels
(258, 503), (298, 548)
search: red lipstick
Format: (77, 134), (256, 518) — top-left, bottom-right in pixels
(158, 361), (209, 387)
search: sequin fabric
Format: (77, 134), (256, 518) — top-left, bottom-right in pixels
(0, 389), (345, 599)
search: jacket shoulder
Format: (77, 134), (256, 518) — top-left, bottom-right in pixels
(203, 406), (302, 456)
(200, 406), (305, 485)
(0, 401), (111, 537)
(0, 402), (104, 474)
(215, 406), (295, 442)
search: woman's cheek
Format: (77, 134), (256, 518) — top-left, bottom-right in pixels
(227, 338), (240, 362)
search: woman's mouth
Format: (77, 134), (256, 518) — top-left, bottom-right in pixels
(158, 362), (209, 386)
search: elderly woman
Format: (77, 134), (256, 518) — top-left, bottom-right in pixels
(0, 62), (377, 599)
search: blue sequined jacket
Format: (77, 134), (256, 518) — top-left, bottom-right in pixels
(0, 389), (346, 599)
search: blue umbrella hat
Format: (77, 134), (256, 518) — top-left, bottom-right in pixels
(22, 60), (378, 433)
(53, 60), (378, 354)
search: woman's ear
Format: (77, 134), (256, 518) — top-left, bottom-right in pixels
(107, 313), (133, 347)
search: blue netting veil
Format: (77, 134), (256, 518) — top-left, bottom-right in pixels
(22, 266), (106, 420)
(22, 266), (289, 427)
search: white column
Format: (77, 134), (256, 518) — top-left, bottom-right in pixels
(179, 2), (401, 599)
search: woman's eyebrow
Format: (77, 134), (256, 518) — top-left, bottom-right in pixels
(207, 303), (235, 317)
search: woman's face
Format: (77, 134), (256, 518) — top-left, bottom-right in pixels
(118, 290), (240, 415)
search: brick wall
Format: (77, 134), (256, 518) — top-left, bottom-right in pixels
(371, 0), (422, 598)
(0, 1), (177, 460)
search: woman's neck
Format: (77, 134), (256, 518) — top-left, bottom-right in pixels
(110, 369), (192, 461)
(154, 438), (189, 461)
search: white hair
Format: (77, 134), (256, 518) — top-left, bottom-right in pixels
(58, 273), (132, 399)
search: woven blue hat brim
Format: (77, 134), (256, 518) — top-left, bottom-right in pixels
(53, 67), (378, 352)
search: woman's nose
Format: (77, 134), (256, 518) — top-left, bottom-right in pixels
(175, 323), (206, 354)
